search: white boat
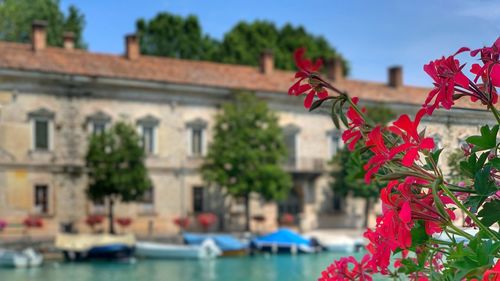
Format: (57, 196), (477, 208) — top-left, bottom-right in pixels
(0, 248), (43, 268)
(136, 239), (221, 259)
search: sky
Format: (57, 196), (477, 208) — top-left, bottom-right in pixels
(59, 0), (500, 87)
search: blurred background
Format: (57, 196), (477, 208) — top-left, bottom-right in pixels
(0, 1), (496, 280)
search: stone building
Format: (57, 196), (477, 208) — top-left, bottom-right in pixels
(0, 22), (494, 237)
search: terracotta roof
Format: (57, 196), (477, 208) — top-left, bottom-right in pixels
(0, 41), (483, 110)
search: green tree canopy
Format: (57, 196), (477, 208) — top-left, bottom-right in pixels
(86, 122), (151, 233)
(136, 12), (218, 60)
(202, 92), (292, 231)
(0, 0), (86, 48)
(136, 12), (348, 74)
(330, 105), (395, 227)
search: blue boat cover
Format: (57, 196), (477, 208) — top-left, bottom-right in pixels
(183, 233), (246, 251)
(252, 228), (311, 246)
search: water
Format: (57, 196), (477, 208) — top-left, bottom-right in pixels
(0, 252), (378, 281)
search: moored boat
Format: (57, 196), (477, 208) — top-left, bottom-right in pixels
(0, 248), (43, 268)
(55, 233), (135, 261)
(251, 228), (318, 254)
(136, 239), (221, 259)
(183, 233), (248, 256)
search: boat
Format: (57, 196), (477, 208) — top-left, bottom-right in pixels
(0, 248), (43, 268)
(55, 233), (135, 261)
(136, 239), (221, 259)
(251, 228), (318, 254)
(183, 233), (248, 256)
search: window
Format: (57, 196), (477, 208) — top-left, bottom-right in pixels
(186, 118), (207, 157)
(29, 108), (54, 151)
(328, 130), (341, 157)
(34, 119), (49, 150)
(87, 111), (111, 135)
(191, 128), (203, 156)
(192, 186), (204, 213)
(283, 124), (300, 166)
(92, 122), (106, 135)
(34, 185), (49, 214)
(142, 126), (155, 154)
(140, 187), (154, 214)
(332, 193), (343, 212)
(137, 115), (159, 155)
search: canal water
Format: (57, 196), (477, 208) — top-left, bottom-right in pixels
(0, 252), (388, 281)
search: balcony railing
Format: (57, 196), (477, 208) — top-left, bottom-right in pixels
(282, 157), (326, 173)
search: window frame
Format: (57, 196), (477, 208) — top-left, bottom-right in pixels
(137, 115), (160, 156)
(192, 186), (204, 213)
(34, 184), (49, 214)
(186, 118), (207, 157)
(29, 108), (55, 152)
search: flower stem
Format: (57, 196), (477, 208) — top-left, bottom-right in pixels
(440, 183), (499, 241)
(489, 104), (500, 124)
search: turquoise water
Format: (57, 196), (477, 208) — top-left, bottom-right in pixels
(0, 252), (381, 281)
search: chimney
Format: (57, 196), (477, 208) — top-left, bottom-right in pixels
(388, 66), (403, 88)
(260, 50), (274, 74)
(125, 34), (140, 60)
(326, 57), (344, 82)
(63, 32), (75, 50)
(32, 20), (47, 52)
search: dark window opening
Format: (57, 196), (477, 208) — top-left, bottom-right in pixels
(193, 186), (204, 213)
(34, 119), (49, 150)
(34, 185), (49, 214)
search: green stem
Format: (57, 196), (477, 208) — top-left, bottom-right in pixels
(489, 104), (500, 124)
(346, 95), (375, 127)
(440, 183), (499, 241)
(447, 223), (475, 241)
(429, 238), (453, 246)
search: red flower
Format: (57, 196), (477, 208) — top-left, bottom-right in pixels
(471, 37), (500, 87)
(116, 217), (132, 227)
(289, 48), (329, 109)
(23, 216), (43, 228)
(85, 215), (104, 228)
(378, 180), (413, 250)
(363, 228), (392, 274)
(423, 47), (470, 114)
(363, 126), (392, 183)
(483, 259), (500, 281)
(197, 213), (217, 231)
(341, 97), (366, 151)
(389, 109), (435, 166)
(173, 217), (190, 229)
(319, 254), (374, 281)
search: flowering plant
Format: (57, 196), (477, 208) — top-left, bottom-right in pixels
(280, 213), (295, 226)
(197, 213), (217, 232)
(85, 214), (104, 228)
(23, 216), (43, 228)
(289, 39), (500, 280)
(116, 217), (132, 228)
(0, 219), (7, 231)
(173, 216), (190, 231)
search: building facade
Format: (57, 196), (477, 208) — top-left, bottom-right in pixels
(0, 23), (494, 237)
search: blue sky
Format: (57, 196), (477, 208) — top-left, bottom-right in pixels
(60, 0), (500, 87)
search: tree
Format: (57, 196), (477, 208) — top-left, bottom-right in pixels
(0, 0), (86, 48)
(220, 21), (349, 74)
(86, 122), (151, 234)
(136, 13), (218, 60)
(202, 92), (292, 231)
(330, 105), (395, 227)
(136, 12), (349, 74)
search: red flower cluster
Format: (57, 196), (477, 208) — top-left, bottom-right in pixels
(423, 37), (500, 114)
(289, 48), (329, 109)
(85, 215), (104, 228)
(319, 254), (374, 281)
(173, 216), (190, 229)
(197, 213), (217, 231)
(116, 217), (132, 227)
(0, 219), (7, 231)
(341, 97), (366, 151)
(23, 216), (43, 228)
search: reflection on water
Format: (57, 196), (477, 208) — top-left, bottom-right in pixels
(0, 252), (385, 281)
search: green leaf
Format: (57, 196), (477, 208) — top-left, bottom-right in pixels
(478, 200), (500, 227)
(474, 166), (497, 196)
(488, 157), (500, 170)
(309, 96), (337, 112)
(466, 125), (499, 151)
